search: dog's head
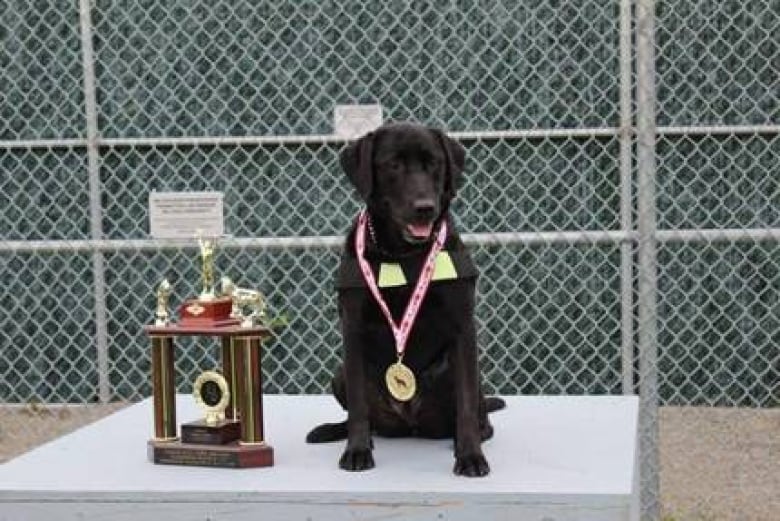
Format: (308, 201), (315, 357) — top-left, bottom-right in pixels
(340, 122), (465, 244)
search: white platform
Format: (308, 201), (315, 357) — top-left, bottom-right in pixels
(0, 394), (639, 521)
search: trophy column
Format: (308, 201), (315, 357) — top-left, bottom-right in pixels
(150, 336), (177, 441)
(234, 335), (265, 444)
(221, 337), (239, 421)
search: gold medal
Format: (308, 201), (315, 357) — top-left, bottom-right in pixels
(385, 361), (417, 402)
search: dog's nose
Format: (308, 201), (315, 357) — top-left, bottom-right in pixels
(413, 199), (436, 221)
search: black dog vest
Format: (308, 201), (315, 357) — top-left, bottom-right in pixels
(336, 235), (478, 290)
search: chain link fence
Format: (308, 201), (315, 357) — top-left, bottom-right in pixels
(1, 1), (778, 519)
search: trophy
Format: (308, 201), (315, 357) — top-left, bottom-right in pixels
(143, 234), (274, 468)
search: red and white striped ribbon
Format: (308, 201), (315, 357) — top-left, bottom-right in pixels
(354, 209), (448, 358)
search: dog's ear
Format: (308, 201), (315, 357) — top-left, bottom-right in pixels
(431, 129), (466, 199)
(339, 132), (375, 201)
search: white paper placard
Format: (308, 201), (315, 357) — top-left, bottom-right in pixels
(148, 191), (224, 239)
(334, 104), (383, 139)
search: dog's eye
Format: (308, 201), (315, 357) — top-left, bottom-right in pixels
(426, 157), (442, 170)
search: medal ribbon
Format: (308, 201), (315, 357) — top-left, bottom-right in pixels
(355, 209), (448, 359)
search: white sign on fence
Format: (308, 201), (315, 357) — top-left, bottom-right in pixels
(334, 104), (383, 139)
(148, 191), (224, 239)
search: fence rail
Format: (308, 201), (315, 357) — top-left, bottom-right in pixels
(4, 227), (780, 255)
(4, 123), (779, 150)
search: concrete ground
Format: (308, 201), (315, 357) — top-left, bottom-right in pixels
(659, 406), (780, 521)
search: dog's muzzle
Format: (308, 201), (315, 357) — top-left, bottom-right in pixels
(403, 199), (437, 242)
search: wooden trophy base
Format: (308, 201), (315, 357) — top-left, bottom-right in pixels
(148, 439), (274, 468)
(181, 419), (241, 445)
(178, 296), (239, 328)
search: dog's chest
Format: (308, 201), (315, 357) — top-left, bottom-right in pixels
(362, 253), (457, 323)
(358, 279), (466, 369)
(337, 233), (477, 367)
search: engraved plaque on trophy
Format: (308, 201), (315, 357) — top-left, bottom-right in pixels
(143, 234), (274, 468)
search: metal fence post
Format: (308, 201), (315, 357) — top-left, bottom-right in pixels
(79, 0), (110, 404)
(619, 0), (635, 396)
(636, 0), (660, 519)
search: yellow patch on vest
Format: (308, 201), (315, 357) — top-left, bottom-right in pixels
(431, 251), (458, 281)
(377, 252), (458, 288)
(378, 263), (407, 288)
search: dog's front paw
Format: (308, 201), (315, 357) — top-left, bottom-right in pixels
(339, 446), (375, 472)
(453, 452), (490, 477)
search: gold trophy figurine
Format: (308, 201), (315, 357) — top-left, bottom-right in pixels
(221, 276), (266, 328)
(154, 279), (173, 326)
(233, 287), (267, 328)
(177, 234), (236, 326)
(197, 234), (217, 301)
(220, 276), (241, 320)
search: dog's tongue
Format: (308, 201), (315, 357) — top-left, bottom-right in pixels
(407, 223), (434, 239)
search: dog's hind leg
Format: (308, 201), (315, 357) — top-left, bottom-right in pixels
(306, 421), (348, 443)
(305, 368), (350, 443)
(477, 393), (505, 441)
(485, 396), (506, 413)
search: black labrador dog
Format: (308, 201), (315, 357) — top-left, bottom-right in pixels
(306, 122), (504, 477)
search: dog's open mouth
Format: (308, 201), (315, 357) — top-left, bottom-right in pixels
(404, 222), (435, 242)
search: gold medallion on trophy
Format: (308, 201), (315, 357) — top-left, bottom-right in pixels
(193, 370), (231, 426)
